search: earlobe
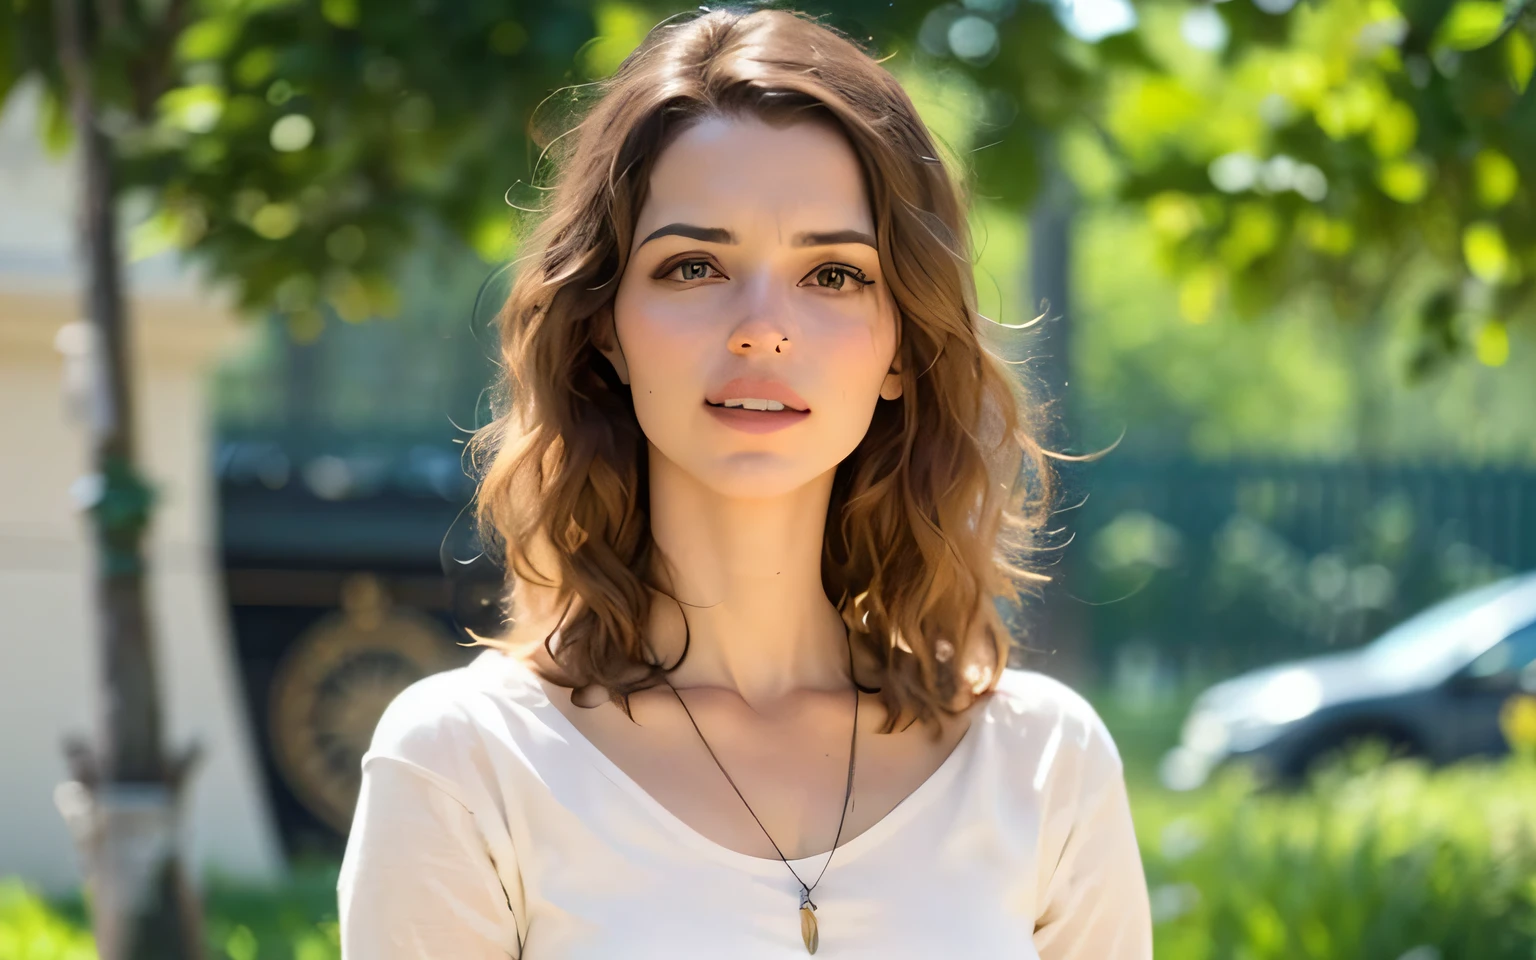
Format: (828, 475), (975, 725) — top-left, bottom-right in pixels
(879, 371), (903, 401)
(594, 304), (631, 386)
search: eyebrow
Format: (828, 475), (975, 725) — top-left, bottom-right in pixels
(639, 223), (734, 247)
(637, 223), (877, 250)
(798, 228), (877, 249)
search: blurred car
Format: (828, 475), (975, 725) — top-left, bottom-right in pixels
(1161, 571), (1536, 790)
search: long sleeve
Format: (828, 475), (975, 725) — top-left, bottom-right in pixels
(1031, 728), (1154, 960)
(337, 752), (524, 958)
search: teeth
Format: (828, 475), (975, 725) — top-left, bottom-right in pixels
(722, 398), (786, 411)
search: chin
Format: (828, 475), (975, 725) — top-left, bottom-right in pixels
(689, 451), (833, 500)
(640, 406), (862, 501)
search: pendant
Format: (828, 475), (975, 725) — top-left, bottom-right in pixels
(799, 891), (819, 954)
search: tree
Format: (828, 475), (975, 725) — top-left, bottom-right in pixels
(1089, 0), (1535, 377)
(0, 1), (595, 954)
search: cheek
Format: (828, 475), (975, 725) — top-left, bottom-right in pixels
(621, 313), (689, 380)
(611, 293), (712, 425)
(827, 295), (899, 383)
(820, 323), (890, 386)
(808, 310), (899, 435)
(614, 288), (695, 374)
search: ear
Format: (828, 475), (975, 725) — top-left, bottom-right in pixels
(593, 302), (630, 385)
(879, 314), (904, 401)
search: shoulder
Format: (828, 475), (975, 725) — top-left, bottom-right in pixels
(976, 667), (1125, 800)
(367, 663), (475, 762)
(987, 668), (1120, 754)
(364, 649), (539, 796)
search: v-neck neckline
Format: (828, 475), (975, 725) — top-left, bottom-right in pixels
(483, 648), (988, 876)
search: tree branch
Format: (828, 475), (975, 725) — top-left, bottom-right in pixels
(1493, 0), (1535, 46)
(130, 0), (191, 123)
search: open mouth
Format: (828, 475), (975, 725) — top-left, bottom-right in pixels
(704, 398), (809, 413)
(703, 398), (811, 433)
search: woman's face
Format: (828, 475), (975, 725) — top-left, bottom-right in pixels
(603, 113), (901, 499)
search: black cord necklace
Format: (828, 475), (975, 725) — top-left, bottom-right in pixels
(661, 634), (859, 956)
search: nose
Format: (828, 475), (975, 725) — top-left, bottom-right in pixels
(726, 316), (792, 357)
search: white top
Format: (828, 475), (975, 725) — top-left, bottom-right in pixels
(338, 648), (1153, 959)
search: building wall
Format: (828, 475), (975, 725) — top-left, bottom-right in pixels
(0, 84), (283, 892)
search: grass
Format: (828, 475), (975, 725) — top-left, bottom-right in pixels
(1142, 757), (1536, 959)
(1095, 687), (1536, 960)
(1, 861), (342, 960)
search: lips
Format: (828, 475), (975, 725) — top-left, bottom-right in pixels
(702, 377), (811, 434)
(704, 378), (810, 412)
(703, 403), (811, 434)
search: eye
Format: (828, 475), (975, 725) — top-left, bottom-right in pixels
(802, 263), (874, 292)
(661, 258), (725, 282)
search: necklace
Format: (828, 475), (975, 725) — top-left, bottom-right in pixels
(662, 638), (859, 955)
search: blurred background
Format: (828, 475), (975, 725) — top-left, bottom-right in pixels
(2, 0), (1534, 957)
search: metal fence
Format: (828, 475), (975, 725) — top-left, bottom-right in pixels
(1055, 457), (1536, 679)
(216, 431), (1536, 685)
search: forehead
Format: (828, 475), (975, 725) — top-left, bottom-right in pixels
(637, 113), (873, 239)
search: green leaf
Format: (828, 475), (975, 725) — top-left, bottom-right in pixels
(1462, 220), (1511, 283)
(320, 0), (359, 30)
(1377, 157), (1431, 203)
(489, 20), (529, 56)
(1147, 192), (1204, 242)
(1368, 100), (1417, 159)
(1474, 319), (1510, 366)
(176, 16), (242, 62)
(1473, 148), (1519, 208)
(159, 85), (227, 134)
(233, 47), (279, 89)
(579, 2), (649, 79)
(251, 202), (300, 240)
(1178, 263), (1223, 325)
(468, 212), (516, 263)
(1508, 28), (1535, 93)
(224, 923), (258, 960)
(1218, 202), (1280, 269)
(1435, 1), (1508, 52)
(1298, 211), (1355, 256)
(129, 209), (181, 261)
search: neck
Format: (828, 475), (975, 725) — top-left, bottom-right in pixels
(643, 443), (851, 705)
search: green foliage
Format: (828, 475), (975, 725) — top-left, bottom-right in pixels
(119, 0), (599, 316)
(1097, 0), (1536, 374)
(6, 760), (1536, 958)
(1143, 756), (1536, 959)
(0, 0), (1148, 329)
(198, 862), (342, 960)
(0, 0), (599, 321)
(1074, 206), (1536, 462)
(0, 880), (95, 959)
(6, 0), (1534, 376)
(0, 862), (343, 960)
(896, 0), (1536, 371)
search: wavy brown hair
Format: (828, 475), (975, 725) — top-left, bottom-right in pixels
(469, 5), (1057, 733)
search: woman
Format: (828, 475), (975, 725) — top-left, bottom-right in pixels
(338, 7), (1152, 958)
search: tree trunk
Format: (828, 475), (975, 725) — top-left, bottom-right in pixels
(51, 1), (205, 957)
